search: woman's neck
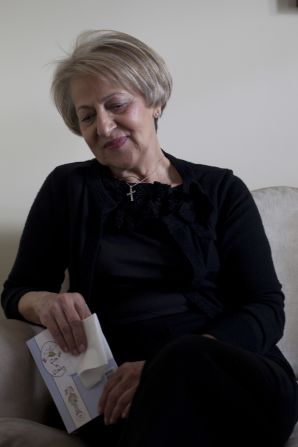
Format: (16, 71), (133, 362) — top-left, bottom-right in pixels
(110, 153), (182, 187)
(112, 152), (168, 183)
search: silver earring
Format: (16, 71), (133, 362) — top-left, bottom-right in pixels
(154, 111), (161, 119)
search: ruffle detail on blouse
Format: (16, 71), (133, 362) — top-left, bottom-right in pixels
(101, 173), (213, 232)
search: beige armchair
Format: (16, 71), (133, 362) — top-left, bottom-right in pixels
(0, 186), (297, 446)
(0, 319), (86, 446)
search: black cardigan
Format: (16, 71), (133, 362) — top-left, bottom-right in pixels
(1, 153), (291, 370)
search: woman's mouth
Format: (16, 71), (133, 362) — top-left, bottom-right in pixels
(103, 136), (128, 150)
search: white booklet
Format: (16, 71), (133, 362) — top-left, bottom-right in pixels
(26, 314), (117, 433)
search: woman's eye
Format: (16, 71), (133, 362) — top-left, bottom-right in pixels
(81, 113), (95, 123)
(109, 103), (127, 112)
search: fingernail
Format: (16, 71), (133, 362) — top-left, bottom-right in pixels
(63, 346), (68, 352)
(79, 344), (85, 353)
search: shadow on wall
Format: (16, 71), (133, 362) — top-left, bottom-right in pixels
(276, 0), (298, 11)
(0, 230), (21, 318)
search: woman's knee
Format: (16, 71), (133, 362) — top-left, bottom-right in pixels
(142, 334), (217, 382)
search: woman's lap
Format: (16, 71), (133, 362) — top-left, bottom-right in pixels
(78, 335), (298, 447)
(119, 335), (298, 446)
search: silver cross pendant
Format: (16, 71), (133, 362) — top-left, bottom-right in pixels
(127, 185), (136, 202)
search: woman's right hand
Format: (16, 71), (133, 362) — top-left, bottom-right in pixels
(19, 291), (91, 355)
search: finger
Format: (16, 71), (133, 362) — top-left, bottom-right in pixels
(121, 402), (131, 419)
(38, 299), (70, 352)
(104, 387), (124, 425)
(70, 319), (88, 354)
(54, 310), (78, 354)
(59, 295), (88, 354)
(102, 379), (126, 424)
(46, 316), (70, 353)
(74, 298), (91, 320)
(99, 362), (145, 422)
(108, 386), (136, 425)
(103, 376), (136, 424)
(72, 299), (92, 352)
(98, 371), (121, 413)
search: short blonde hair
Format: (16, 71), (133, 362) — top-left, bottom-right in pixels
(51, 30), (173, 135)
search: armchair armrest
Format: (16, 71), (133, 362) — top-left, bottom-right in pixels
(0, 319), (53, 424)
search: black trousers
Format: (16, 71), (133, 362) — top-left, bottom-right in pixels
(79, 335), (298, 447)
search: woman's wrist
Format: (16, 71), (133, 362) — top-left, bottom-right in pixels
(18, 291), (55, 325)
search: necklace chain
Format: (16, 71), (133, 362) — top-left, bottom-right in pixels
(126, 157), (163, 202)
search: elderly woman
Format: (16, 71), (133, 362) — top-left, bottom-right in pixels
(2, 30), (298, 447)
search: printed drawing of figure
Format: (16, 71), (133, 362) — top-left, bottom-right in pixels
(41, 341), (67, 377)
(65, 385), (85, 420)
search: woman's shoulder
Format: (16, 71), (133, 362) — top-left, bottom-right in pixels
(33, 159), (99, 202)
(49, 158), (97, 178)
(167, 152), (240, 189)
(166, 152), (251, 211)
(166, 151), (231, 177)
(42, 158), (98, 189)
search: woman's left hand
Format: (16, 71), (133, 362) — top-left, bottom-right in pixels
(98, 361), (145, 425)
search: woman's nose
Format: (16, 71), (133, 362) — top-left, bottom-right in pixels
(96, 111), (115, 137)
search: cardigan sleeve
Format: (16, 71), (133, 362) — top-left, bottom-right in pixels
(206, 173), (285, 354)
(1, 168), (68, 320)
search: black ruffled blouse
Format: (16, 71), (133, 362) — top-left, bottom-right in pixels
(92, 172), (211, 361)
(92, 173), (201, 323)
(101, 172), (191, 231)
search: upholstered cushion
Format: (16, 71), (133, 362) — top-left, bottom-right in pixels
(0, 418), (85, 447)
(252, 187), (298, 377)
(288, 428), (298, 447)
(0, 319), (54, 423)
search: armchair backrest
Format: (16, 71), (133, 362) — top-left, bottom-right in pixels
(252, 186), (298, 378)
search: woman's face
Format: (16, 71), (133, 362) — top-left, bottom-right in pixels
(70, 75), (161, 174)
